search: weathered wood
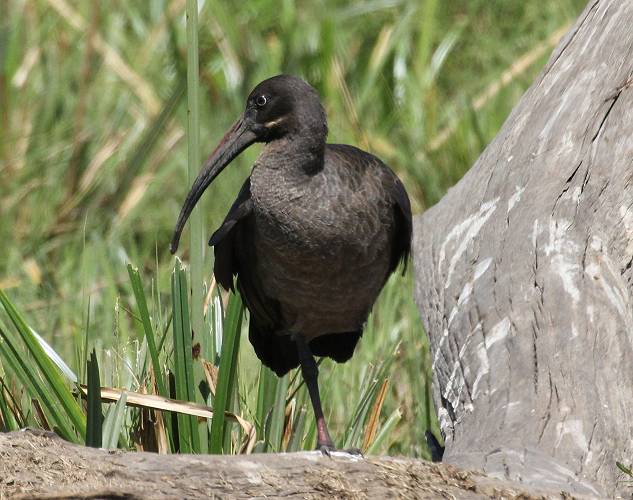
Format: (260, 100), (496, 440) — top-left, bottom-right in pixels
(413, 0), (633, 497)
(0, 429), (572, 499)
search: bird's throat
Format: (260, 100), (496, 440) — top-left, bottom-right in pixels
(261, 132), (325, 177)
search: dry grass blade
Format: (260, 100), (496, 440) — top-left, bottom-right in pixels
(281, 398), (295, 451)
(0, 278), (20, 289)
(11, 47), (40, 89)
(23, 259), (42, 285)
(31, 398), (51, 431)
(369, 25), (394, 73)
(201, 359), (219, 397)
(428, 22), (571, 151)
(64, 2), (99, 199)
(117, 174), (154, 221)
(239, 426), (257, 455)
(78, 385), (255, 445)
(54, 132), (127, 224)
(331, 56), (369, 150)
(202, 277), (218, 315)
(153, 403), (170, 454)
(208, 16), (243, 88)
(46, 0), (161, 115)
(139, 0), (187, 63)
(78, 135), (126, 194)
(362, 378), (389, 452)
(117, 128), (184, 221)
(7, 89), (34, 172)
(0, 379), (22, 430)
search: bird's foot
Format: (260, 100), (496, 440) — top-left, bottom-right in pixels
(316, 440), (336, 457)
(316, 442), (364, 458)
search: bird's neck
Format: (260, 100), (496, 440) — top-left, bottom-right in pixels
(261, 130), (326, 177)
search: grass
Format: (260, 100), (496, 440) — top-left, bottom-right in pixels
(0, 0), (585, 457)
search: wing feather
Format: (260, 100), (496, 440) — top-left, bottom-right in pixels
(210, 177), (300, 375)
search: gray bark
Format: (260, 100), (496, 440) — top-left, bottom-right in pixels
(414, 0), (633, 497)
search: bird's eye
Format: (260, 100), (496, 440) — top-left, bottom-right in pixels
(255, 95), (267, 107)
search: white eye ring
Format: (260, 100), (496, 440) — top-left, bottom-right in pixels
(256, 95), (267, 107)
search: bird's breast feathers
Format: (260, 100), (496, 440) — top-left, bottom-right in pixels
(250, 164), (392, 251)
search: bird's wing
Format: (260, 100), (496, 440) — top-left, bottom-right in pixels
(389, 174), (412, 274)
(210, 178), (253, 291)
(210, 177), (276, 325)
(208, 178), (253, 249)
(211, 177), (299, 375)
(326, 143), (412, 274)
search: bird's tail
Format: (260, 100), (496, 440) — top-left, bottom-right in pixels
(309, 330), (362, 363)
(248, 322), (300, 377)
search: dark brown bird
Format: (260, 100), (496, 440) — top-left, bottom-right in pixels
(171, 75), (411, 452)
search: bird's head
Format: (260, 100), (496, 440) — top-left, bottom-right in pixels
(170, 75), (327, 254)
(246, 75), (328, 142)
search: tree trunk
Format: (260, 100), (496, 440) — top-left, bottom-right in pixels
(413, 0), (633, 496)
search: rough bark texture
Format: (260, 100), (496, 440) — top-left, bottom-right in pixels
(0, 429), (577, 499)
(413, 0), (633, 497)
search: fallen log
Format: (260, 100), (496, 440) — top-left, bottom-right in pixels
(0, 429), (582, 499)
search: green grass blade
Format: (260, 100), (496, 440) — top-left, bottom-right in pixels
(209, 293), (243, 454)
(0, 290), (86, 440)
(617, 461), (633, 477)
(342, 367), (379, 448)
(341, 337), (400, 450)
(207, 291), (224, 362)
(102, 392), (128, 450)
(0, 378), (19, 431)
(255, 365), (277, 437)
(127, 264), (167, 398)
(286, 406), (307, 452)
(186, 0), (205, 364)
(30, 327), (78, 383)
(416, 0), (439, 79)
(85, 349), (103, 448)
(222, 354), (242, 453)
(303, 407), (317, 451)
(0, 324), (76, 440)
(222, 387), (236, 453)
(81, 297), (90, 385)
(267, 374), (289, 452)
(171, 264), (200, 453)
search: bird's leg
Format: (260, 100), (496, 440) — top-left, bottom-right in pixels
(294, 334), (335, 453)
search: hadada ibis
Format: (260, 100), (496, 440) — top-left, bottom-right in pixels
(171, 75), (412, 453)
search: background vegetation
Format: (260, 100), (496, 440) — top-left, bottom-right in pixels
(0, 0), (585, 456)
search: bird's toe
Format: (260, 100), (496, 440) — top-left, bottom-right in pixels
(316, 441), (336, 457)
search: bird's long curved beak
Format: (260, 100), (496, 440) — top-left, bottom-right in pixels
(170, 116), (257, 254)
